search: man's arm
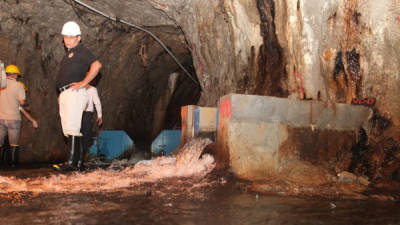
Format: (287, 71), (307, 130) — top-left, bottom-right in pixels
(19, 99), (27, 108)
(92, 88), (103, 126)
(71, 60), (102, 90)
(20, 107), (39, 128)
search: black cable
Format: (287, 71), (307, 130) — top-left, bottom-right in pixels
(68, 0), (200, 87)
(69, 0), (109, 28)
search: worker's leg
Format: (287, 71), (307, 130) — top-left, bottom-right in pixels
(81, 111), (93, 151)
(0, 120), (6, 165)
(55, 135), (81, 171)
(76, 135), (85, 171)
(7, 120), (21, 168)
(78, 112), (93, 171)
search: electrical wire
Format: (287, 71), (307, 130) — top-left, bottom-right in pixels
(70, 0), (200, 86)
(69, 0), (108, 28)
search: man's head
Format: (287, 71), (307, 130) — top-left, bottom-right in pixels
(5, 64), (21, 79)
(61, 21), (81, 50)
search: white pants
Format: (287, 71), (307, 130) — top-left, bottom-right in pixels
(59, 88), (89, 137)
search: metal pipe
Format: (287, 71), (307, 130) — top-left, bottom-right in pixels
(71, 0), (200, 86)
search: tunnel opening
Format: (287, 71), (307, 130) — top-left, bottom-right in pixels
(94, 28), (201, 155)
(164, 62), (202, 131)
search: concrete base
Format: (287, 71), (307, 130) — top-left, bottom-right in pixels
(217, 94), (372, 182)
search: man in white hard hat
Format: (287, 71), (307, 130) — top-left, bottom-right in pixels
(54, 21), (102, 171)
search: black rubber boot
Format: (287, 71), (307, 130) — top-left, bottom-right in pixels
(10, 146), (20, 168)
(55, 136), (78, 171)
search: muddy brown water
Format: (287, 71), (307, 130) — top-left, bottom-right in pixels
(0, 138), (399, 225)
(0, 164), (399, 225)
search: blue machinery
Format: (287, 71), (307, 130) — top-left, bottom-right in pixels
(89, 130), (134, 159)
(90, 107), (218, 159)
(89, 130), (182, 158)
(151, 130), (181, 156)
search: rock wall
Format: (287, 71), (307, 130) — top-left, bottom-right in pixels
(274, 0), (400, 181)
(149, 0), (267, 105)
(149, 0), (399, 126)
(274, 0), (400, 122)
(150, 0), (400, 181)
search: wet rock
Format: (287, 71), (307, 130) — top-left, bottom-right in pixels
(369, 194), (395, 201)
(337, 171), (370, 186)
(357, 176), (370, 186)
(338, 171), (357, 182)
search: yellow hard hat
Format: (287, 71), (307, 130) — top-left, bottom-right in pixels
(18, 81), (28, 91)
(5, 64), (21, 75)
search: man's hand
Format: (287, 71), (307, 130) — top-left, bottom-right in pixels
(32, 120), (39, 129)
(97, 117), (103, 126)
(71, 60), (102, 91)
(70, 81), (87, 90)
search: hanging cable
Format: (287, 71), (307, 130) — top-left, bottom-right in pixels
(70, 0), (108, 28)
(70, 0), (200, 87)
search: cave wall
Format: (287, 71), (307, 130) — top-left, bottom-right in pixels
(274, 0), (400, 121)
(149, 0), (400, 181)
(149, 0), (266, 105)
(150, 0), (400, 126)
(273, 0), (400, 180)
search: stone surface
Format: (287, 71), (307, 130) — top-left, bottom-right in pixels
(273, 0), (400, 134)
(148, 0), (266, 105)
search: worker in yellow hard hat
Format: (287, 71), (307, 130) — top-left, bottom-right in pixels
(0, 65), (39, 167)
(0, 64), (26, 167)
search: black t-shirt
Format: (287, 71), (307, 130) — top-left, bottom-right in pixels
(56, 43), (96, 90)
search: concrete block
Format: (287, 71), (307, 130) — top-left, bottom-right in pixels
(181, 105), (195, 145)
(217, 94), (372, 181)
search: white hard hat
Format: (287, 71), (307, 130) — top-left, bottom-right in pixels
(61, 21), (81, 36)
